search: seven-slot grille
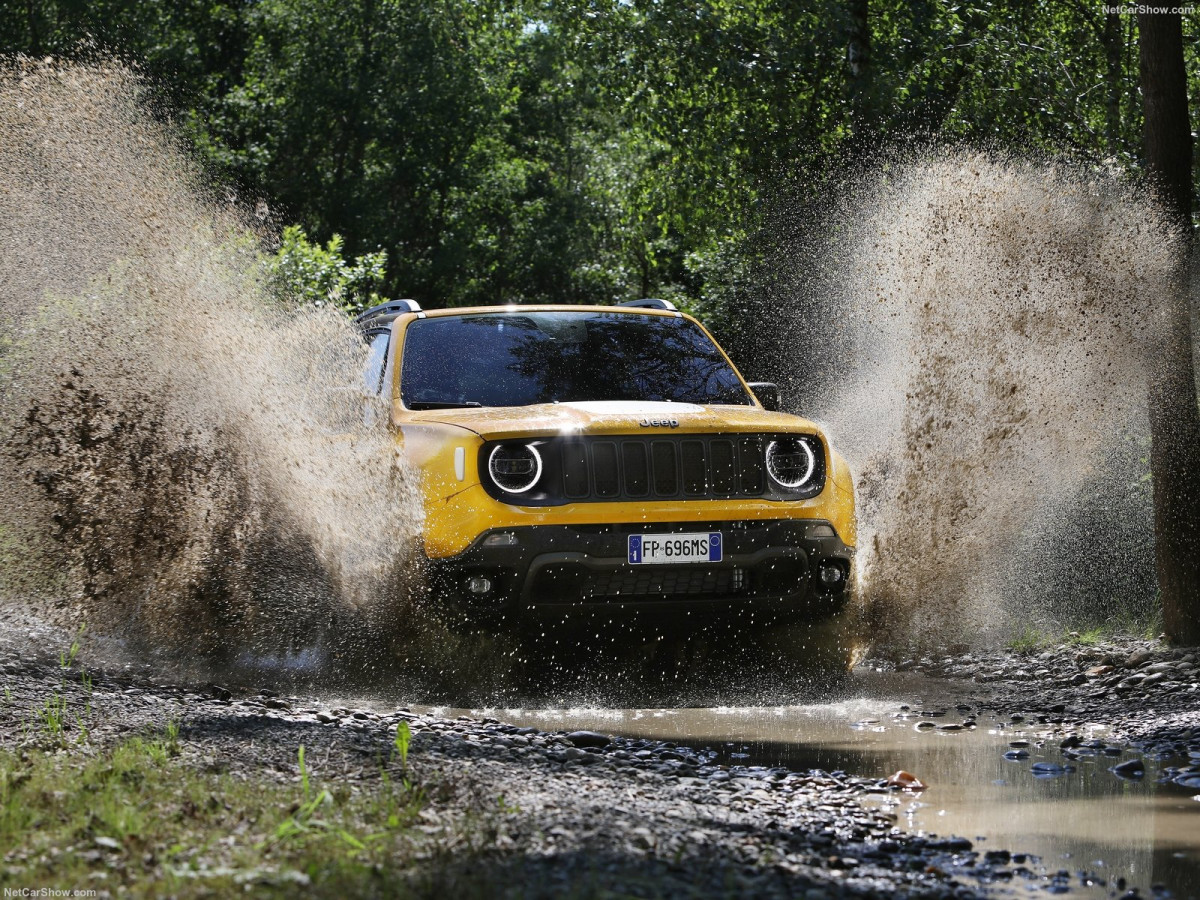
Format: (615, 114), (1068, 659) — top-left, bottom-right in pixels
(559, 435), (767, 500)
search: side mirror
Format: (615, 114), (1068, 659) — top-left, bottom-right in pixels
(747, 382), (781, 411)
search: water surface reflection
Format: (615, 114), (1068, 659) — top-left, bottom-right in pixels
(427, 672), (1200, 897)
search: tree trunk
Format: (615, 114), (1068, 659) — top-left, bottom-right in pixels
(1138, 12), (1200, 644)
(845, 0), (873, 132)
(1102, 12), (1122, 155)
(25, 0), (41, 55)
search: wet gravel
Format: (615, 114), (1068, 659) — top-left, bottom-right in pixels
(889, 637), (1200, 774)
(3, 629), (1200, 897)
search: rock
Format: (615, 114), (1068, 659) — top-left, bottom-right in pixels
(927, 837), (973, 851)
(1031, 763), (1074, 777)
(564, 730), (610, 749)
(885, 770), (927, 791)
(629, 826), (655, 849)
(1110, 759), (1145, 779)
(1124, 650), (1153, 669)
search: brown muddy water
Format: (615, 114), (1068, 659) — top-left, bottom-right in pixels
(412, 671), (1200, 899)
(784, 154), (1180, 648)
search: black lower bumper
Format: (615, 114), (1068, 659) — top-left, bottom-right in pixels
(425, 519), (854, 628)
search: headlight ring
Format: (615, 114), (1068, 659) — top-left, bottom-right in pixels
(765, 438), (816, 490)
(487, 443), (543, 494)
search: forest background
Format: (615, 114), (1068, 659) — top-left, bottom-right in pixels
(5, 0), (1190, 357)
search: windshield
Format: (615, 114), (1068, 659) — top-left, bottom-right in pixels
(400, 311), (752, 409)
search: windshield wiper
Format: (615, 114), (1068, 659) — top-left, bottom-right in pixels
(407, 400), (483, 410)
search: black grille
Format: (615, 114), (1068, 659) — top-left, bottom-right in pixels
(559, 435), (769, 500)
(479, 433), (825, 504)
(528, 556), (808, 605)
(587, 567), (744, 598)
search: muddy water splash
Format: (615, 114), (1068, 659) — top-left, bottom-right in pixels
(794, 152), (1180, 646)
(0, 60), (421, 659)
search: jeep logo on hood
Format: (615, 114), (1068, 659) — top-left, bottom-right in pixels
(639, 417), (680, 428)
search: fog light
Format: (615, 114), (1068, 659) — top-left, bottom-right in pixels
(466, 576), (493, 595)
(483, 532), (518, 547)
(818, 563), (844, 586)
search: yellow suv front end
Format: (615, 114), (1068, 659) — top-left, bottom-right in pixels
(361, 300), (855, 630)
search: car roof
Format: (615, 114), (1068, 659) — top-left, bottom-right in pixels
(416, 304), (680, 319)
(356, 302), (687, 333)
(354, 299), (692, 339)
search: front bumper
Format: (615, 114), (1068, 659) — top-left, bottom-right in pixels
(425, 519), (854, 627)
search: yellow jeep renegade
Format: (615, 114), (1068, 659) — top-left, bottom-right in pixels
(359, 299), (855, 630)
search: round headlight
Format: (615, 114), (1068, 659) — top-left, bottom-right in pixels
(765, 438), (816, 489)
(487, 444), (543, 494)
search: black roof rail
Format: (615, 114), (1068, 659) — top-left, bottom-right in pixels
(618, 298), (676, 311)
(354, 298), (422, 324)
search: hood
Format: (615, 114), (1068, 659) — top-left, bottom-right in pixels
(404, 399), (826, 441)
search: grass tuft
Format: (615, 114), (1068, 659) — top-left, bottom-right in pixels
(1006, 608), (1166, 653)
(0, 731), (431, 897)
(394, 721), (411, 768)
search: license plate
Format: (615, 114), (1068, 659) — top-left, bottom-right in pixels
(628, 532), (722, 565)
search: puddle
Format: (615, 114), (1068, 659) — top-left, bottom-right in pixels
(419, 671), (1200, 898)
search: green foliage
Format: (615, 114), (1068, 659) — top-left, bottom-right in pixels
(269, 225), (387, 313)
(35, 692), (69, 744)
(394, 721), (411, 768)
(0, 734), (430, 896)
(2, 1), (1198, 331)
(60, 622), (85, 672)
(1007, 608), (1165, 651)
(34, 624), (92, 748)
